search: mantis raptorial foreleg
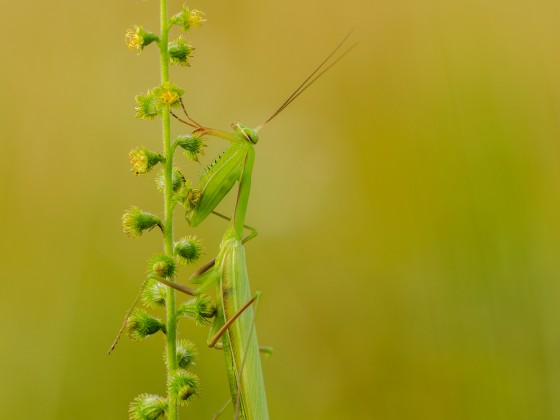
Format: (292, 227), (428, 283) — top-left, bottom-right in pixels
(170, 97), (204, 130)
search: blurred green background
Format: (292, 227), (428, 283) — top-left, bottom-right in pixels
(1, 0), (560, 418)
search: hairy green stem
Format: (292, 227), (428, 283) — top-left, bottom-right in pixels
(159, 0), (178, 418)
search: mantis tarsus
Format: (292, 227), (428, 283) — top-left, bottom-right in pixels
(163, 33), (356, 419)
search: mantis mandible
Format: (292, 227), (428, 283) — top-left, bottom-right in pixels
(158, 33), (356, 419)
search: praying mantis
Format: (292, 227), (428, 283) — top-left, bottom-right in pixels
(156, 33), (356, 419)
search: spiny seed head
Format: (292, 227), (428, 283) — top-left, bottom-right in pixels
(129, 147), (164, 175)
(125, 25), (159, 54)
(175, 339), (198, 369)
(122, 207), (161, 238)
(127, 309), (166, 340)
(142, 280), (167, 308)
(147, 254), (176, 278)
(176, 134), (206, 161)
(129, 394), (168, 420)
(173, 180), (192, 207)
(156, 168), (185, 193)
(170, 7), (206, 32)
(174, 236), (202, 264)
(169, 37), (194, 66)
(135, 92), (160, 120)
(169, 370), (200, 406)
(177, 294), (216, 326)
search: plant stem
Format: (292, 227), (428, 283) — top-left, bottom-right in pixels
(159, 0), (178, 418)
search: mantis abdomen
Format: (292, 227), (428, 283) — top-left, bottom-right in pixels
(216, 232), (269, 420)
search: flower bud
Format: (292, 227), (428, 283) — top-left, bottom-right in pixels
(125, 25), (159, 54)
(174, 236), (202, 264)
(169, 370), (200, 406)
(169, 37), (194, 66)
(175, 134), (206, 162)
(127, 309), (166, 340)
(129, 147), (164, 175)
(172, 180), (191, 207)
(177, 294), (215, 326)
(122, 207), (162, 238)
(129, 394), (168, 420)
(147, 255), (176, 278)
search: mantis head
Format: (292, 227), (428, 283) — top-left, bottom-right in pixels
(233, 123), (259, 144)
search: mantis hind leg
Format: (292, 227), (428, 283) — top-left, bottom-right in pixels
(107, 277), (150, 354)
(212, 398), (232, 420)
(207, 291), (272, 356)
(208, 292), (259, 348)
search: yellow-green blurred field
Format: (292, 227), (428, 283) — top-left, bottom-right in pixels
(1, 0), (560, 418)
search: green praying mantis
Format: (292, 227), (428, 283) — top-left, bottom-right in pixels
(155, 33), (356, 419)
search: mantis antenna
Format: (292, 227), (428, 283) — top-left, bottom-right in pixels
(256, 30), (357, 130)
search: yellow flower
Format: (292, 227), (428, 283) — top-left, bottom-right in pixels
(129, 147), (163, 175)
(160, 90), (180, 106)
(125, 25), (158, 54)
(187, 10), (206, 28)
(125, 28), (142, 53)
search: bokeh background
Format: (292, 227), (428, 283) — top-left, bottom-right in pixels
(1, 0), (560, 418)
